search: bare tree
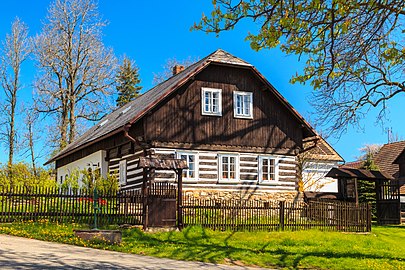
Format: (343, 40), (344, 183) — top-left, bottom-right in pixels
(20, 107), (44, 177)
(0, 18), (30, 169)
(356, 144), (382, 161)
(152, 57), (198, 85)
(33, 0), (117, 150)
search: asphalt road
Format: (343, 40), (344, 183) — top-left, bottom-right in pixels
(0, 234), (268, 269)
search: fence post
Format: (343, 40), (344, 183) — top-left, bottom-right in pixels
(279, 201), (285, 231)
(177, 169), (183, 230)
(366, 203), (372, 232)
(142, 168), (148, 231)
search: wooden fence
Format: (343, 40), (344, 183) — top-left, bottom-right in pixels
(182, 197), (371, 232)
(0, 187), (371, 232)
(0, 186), (143, 226)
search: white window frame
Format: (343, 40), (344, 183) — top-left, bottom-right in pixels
(177, 151), (198, 182)
(119, 160), (127, 185)
(219, 154), (239, 182)
(201, 87), (222, 116)
(233, 91), (253, 119)
(258, 156), (279, 182)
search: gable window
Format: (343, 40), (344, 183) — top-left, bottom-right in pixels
(234, 91), (253, 118)
(202, 87), (222, 116)
(219, 154), (238, 181)
(119, 160), (127, 185)
(259, 156), (278, 182)
(178, 152), (197, 181)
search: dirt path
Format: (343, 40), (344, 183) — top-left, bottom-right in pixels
(0, 234), (269, 269)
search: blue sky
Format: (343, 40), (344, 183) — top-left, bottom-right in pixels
(0, 0), (404, 166)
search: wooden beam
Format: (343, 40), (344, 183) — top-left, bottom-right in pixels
(177, 169), (183, 230)
(354, 178), (359, 206)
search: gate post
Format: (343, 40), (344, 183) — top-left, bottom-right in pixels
(366, 203), (372, 232)
(279, 201), (285, 231)
(142, 168), (148, 230)
(177, 169), (183, 230)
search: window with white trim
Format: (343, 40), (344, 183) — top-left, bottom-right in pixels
(119, 160), (127, 185)
(202, 87), (222, 116)
(219, 154), (238, 181)
(178, 152), (197, 180)
(259, 156), (278, 182)
(234, 91), (253, 118)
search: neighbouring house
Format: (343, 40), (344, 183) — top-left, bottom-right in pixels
(46, 49), (343, 202)
(341, 140), (405, 195)
(337, 140), (405, 224)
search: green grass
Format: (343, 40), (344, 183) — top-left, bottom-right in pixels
(0, 221), (404, 269)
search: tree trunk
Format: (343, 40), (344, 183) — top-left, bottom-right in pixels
(68, 98), (76, 144)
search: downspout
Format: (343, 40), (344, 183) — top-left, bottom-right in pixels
(123, 122), (149, 230)
(123, 123), (148, 156)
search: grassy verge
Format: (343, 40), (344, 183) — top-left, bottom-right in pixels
(0, 221), (404, 269)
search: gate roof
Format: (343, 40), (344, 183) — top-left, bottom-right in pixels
(326, 167), (394, 181)
(138, 157), (188, 170)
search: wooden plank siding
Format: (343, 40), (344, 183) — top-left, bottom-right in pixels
(150, 148), (297, 192)
(108, 147), (145, 191)
(144, 64), (303, 153)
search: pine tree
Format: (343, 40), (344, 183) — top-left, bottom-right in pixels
(116, 57), (142, 107)
(360, 152), (379, 219)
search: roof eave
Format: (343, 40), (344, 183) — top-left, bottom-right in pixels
(44, 127), (125, 166)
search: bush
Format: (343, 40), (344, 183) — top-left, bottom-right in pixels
(0, 162), (56, 189)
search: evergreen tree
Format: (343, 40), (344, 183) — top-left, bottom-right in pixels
(360, 152), (379, 219)
(116, 57), (142, 107)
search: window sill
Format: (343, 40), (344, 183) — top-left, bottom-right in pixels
(202, 112), (222, 117)
(218, 180), (240, 184)
(234, 115), (253, 119)
(182, 179), (199, 183)
(259, 180), (279, 185)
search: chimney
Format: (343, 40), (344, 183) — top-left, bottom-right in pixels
(172, 65), (185, 75)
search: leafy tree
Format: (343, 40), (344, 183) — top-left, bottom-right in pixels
(64, 168), (118, 194)
(0, 163), (56, 189)
(360, 147), (380, 219)
(116, 57), (142, 107)
(195, 1), (405, 135)
(33, 0), (117, 150)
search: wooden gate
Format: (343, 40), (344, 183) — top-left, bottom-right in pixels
(147, 182), (177, 227)
(376, 180), (401, 225)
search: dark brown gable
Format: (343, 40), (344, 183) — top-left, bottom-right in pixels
(144, 64), (304, 153)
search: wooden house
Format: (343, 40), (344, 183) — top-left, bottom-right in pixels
(335, 141), (405, 224)
(46, 49), (342, 201)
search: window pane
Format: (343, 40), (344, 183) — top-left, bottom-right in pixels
(236, 95), (242, 115)
(204, 92), (210, 112)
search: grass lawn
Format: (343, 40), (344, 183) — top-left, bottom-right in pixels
(0, 221), (404, 270)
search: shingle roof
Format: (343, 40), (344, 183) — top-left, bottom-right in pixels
(373, 140), (405, 178)
(326, 167), (394, 180)
(340, 160), (363, 169)
(46, 49), (318, 165)
(303, 137), (344, 162)
(340, 140), (405, 179)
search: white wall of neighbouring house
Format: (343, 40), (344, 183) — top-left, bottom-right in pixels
(303, 160), (339, 193)
(56, 150), (107, 186)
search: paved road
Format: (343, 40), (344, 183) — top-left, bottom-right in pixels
(0, 234), (268, 269)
